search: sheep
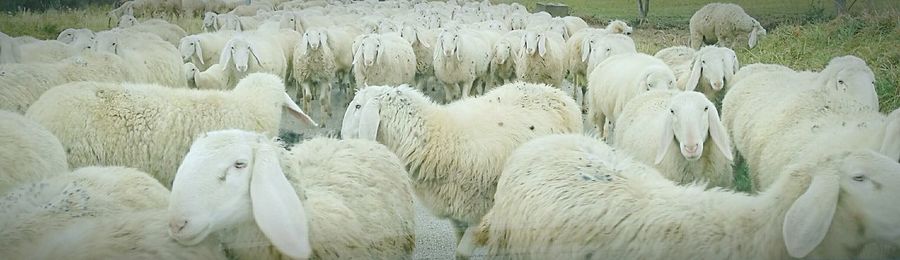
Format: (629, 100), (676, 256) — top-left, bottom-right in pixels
(0, 32), (22, 64)
(177, 30), (236, 71)
(229, 3), (272, 16)
(586, 53), (676, 139)
(489, 30), (525, 87)
(292, 28), (335, 120)
(0, 166), (227, 259)
(614, 90), (735, 188)
(604, 19), (633, 35)
(561, 16), (589, 38)
(56, 28), (95, 47)
(432, 28), (492, 101)
(218, 32), (289, 88)
(16, 40), (82, 64)
(660, 45), (740, 105)
(399, 23), (438, 92)
(340, 83), (583, 257)
(690, 3), (766, 49)
(351, 33), (416, 90)
(92, 29), (187, 88)
(466, 133), (900, 259)
(168, 129), (416, 260)
(0, 52), (135, 113)
(569, 33), (637, 107)
(117, 15), (188, 46)
(183, 62), (227, 89)
(0, 111), (67, 195)
(202, 12), (220, 32)
(515, 30), (567, 88)
(324, 25), (362, 89)
(25, 73), (317, 188)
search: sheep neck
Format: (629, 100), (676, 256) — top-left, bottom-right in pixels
(374, 90), (443, 183)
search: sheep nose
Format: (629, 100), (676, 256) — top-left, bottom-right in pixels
(713, 81), (724, 90)
(236, 65), (247, 72)
(684, 144), (699, 154)
(169, 218), (188, 233)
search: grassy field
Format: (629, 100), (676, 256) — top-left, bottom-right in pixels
(1, 2), (897, 192)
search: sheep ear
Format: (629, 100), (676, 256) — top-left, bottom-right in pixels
(417, 31), (430, 48)
(358, 95), (381, 141)
(748, 27), (759, 48)
(455, 38), (462, 61)
(319, 32), (328, 49)
(250, 143), (312, 259)
(726, 54), (738, 84)
(248, 42), (263, 66)
(378, 40), (386, 62)
(352, 45), (362, 66)
(283, 92), (318, 127)
(707, 105), (733, 161)
(580, 39), (591, 62)
(219, 41), (233, 68)
(195, 41), (204, 65)
(685, 57), (702, 91)
(655, 112), (675, 164)
(299, 35), (309, 56)
(537, 34), (547, 57)
(783, 174), (839, 258)
(340, 98), (361, 139)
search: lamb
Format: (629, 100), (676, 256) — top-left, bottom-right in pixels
(516, 30), (566, 88)
(351, 33), (416, 90)
(117, 15), (188, 46)
(586, 53), (676, 139)
(0, 111), (67, 195)
(340, 83), (583, 257)
(92, 29), (187, 88)
(292, 28), (335, 120)
(218, 31), (289, 88)
(466, 133), (900, 259)
(25, 73), (317, 188)
(177, 30), (237, 71)
(0, 52), (135, 113)
(690, 3), (766, 49)
(614, 90), (735, 188)
(183, 62), (227, 89)
(432, 28), (492, 101)
(660, 45), (739, 104)
(0, 166), (227, 259)
(168, 129), (416, 259)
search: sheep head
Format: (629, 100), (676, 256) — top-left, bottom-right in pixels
(183, 62), (198, 83)
(117, 15), (138, 28)
(438, 30), (461, 60)
(820, 55), (878, 108)
(168, 129), (312, 259)
(203, 12), (218, 32)
(354, 35), (383, 67)
(178, 36), (203, 64)
(606, 20), (633, 35)
(655, 91), (733, 163)
(220, 38), (262, 73)
(492, 39), (511, 65)
(686, 46), (739, 92)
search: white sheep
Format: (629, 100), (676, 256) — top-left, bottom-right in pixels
(15, 40), (82, 64)
(432, 28), (492, 101)
(660, 45), (739, 104)
(604, 19), (633, 35)
(0, 52), (135, 113)
(489, 30), (525, 87)
(202, 12), (220, 32)
(690, 3), (766, 49)
(561, 16), (588, 38)
(183, 62), (227, 89)
(0, 111), (67, 195)
(218, 32), (289, 88)
(340, 83), (583, 257)
(653, 45), (696, 81)
(351, 33), (416, 90)
(25, 73), (316, 188)
(292, 28), (335, 120)
(515, 30), (566, 88)
(586, 53), (677, 139)
(177, 30), (236, 71)
(117, 15), (188, 46)
(0, 32), (22, 64)
(323, 25), (362, 90)
(614, 90), (735, 188)
(56, 28), (95, 50)
(569, 33), (637, 106)
(399, 23), (438, 92)
(168, 129), (415, 259)
(92, 29), (187, 88)
(0, 166), (226, 259)
(467, 133), (900, 259)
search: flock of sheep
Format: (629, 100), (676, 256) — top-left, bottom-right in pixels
(1, 0), (899, 259)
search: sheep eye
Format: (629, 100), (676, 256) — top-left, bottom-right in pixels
(704, 106), (709, 111)
(670, 109), (675, 114)
(355, 104), (362, 109)
(852, 175), (866, 182)
(701, 60), (706, 64)
(838, 80), (845, 84)
(234, 161), (247, 169)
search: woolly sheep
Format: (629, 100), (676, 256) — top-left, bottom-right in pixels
(614, 90), (735, 188)
(25, 73), (316, 188)
(230, 3), (272, 16)
(178, 30), (236, 71)
(0, 166), (226, 259)
(92, 29), (187, 87)
(168, 129), (415, 259)
(662, 45), (740, 104)
(117, 15), (188, 46)
(324, 25), (362, 89)
(516, 30), (566, 88)
(432, 28), (492, 100)
(351, 33), (416, 90)
(489, 30), (525, 87)
(56, 28), (94, 49)
(16, 40), (81, 64)
(0, 111), (67, 195)
(292, 28), (336, 120)
(586, 53), (676, 139)
(690, 3), (766, 49)
(180, 0), (204, 17)
(202, 12), (219, 32)
(183, 62), (227, 89)
(571, 33), (637, 106)
(561, 16), (588, 38)
(340, 83), (582, 257)
(0, 52), (135, 113)
(468, 133), (900, 259)
(399, 23), (438, 92)
(218, 32), (289, 88)
(654, 45), (696, 81)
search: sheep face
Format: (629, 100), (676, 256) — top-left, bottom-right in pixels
(278, 13), (300, 32)
(520, 31), (540, 57)
(656, 92), (732, 163)
(298, 30), (328, 56)
(178, 36), (203, 64)
(688, 47), (739, 91)
(437, 30), (462, 59)
(378, 19), (398, 34)
(492, 40), (512, 65)
(92, 34), (120, 54)
(828, 64), (877, 108)
(117, 15), (138, 28)
(203, 12), (218, 32)
(220, 14), (242, 31)
(183, 63), (198, 82)
(641, 69), (676, 92)
(57, 28), (92, 44)
(354, 36), (383, 67)
(586, 35), (637, 69)
(220, 38), (261, 73)
(607, 20), (633, 35)
(168, 129), (312, 259)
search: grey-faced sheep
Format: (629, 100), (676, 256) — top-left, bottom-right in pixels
(467, 134), (900, 259)
(340, 83), (583, 257)
(614, 90), (735, 188)
(690, 3), (766, 49)
(25, 73), (316, 188)
(0, 111), (67, 195)
(168, 129), (415, 260)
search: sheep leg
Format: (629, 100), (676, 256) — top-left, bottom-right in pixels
(301, 82), (313, 115)
(321, 81), (332, 119)
(461, 81), (473, 99)
(575, 84), (585, 113)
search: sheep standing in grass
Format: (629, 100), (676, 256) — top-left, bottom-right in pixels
(586, 53), (676, 139)
(690, 3), (766, 49)
(433, 29), (492, 101)
(516, 30), (566, 88)
(467, 133), (900, 259)
(0, 111), (67, 195)
(569, 33), (637, 106)
(614, 90), (734, 188)
(340, 83), (582, 257)
(292, 29), (336, 121)
(351, 33), (416, 90)
(25, 73), (316, 188)
(168, 129), (415, 260)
